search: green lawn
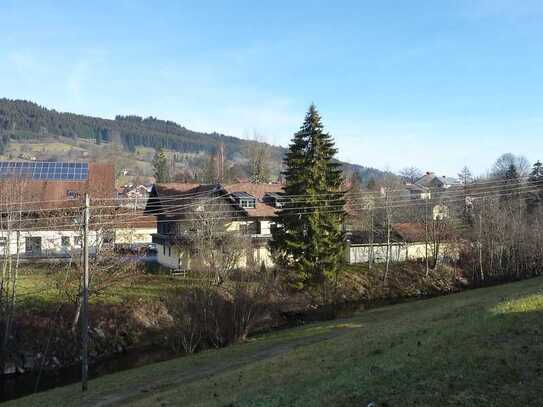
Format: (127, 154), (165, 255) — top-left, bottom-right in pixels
(8, 276), (543, 406)
(15, 268), (187, 310)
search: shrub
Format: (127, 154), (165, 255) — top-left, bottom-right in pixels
(163, 267), (276, 353)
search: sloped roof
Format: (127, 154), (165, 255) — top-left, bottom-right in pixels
(415, 172), (458, 189)
(145, 182), (285, 220)
(415, 172), (441, 188)
(223, 182), (284, 199)
(145, 183), (221, 217)
(349, 223), (427, 244)
(392, 223), (426, 242)
(0, 162), (115, 210)
(147, 181), (355, 220)
(111, 211), (157, 229)
(223, 182), (284, 218)
(405, 183), (428, 192)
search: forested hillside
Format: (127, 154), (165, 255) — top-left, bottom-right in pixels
(0, 98), (387, 183)
(0, 99), (265, 158)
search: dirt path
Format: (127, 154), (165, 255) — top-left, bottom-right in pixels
(81, 325), (356, 407)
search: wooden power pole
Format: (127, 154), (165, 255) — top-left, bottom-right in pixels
(81, 193), (90, 392)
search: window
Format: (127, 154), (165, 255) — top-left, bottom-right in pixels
(158, 223), (169, 235)
(74, 236), (82, 247)
(61, 236), (70, 247)
(25, 237), (42, 255)
(168, 246), (171, 256)
(0, 237), (6, 247)
(103, 231), (114, 244)
(239, 223), (248, 234)
(163, 245), (166, 256)
(240, 199), (255, 209)
(67, 190), (79, 200)
(232, 193), (256, 209)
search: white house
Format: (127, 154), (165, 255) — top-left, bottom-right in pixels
(0, 161), (115, 262)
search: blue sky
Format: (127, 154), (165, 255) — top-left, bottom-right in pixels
(1, 0), (543, 176)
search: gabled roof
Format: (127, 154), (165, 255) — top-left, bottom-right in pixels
(405, 183), (428, 192)
(0, 162), (115, 210)
(392, 223), (426, 242)
(415, 172), (458, 189)
(415, 172), (442, 188)
(349, 223), (427, 244)
(230, 191), (256, 199)
(265, 192), (283, 199)
(223, 182), (284, 218)
(223, 182), (284, 199)
(145, 183), (221, 217)
(111, 212), (157, 229)
(145, 182), (286, 220)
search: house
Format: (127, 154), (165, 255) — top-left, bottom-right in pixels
(346, 222), (457, 264)
(404, 183), (432, 200)
(405, 172), (459, 199)
(117, 184), (152, 209)
(145, 182), (284, 271)
(347, 223), (424, 264)
(111, 212), (157, 251)
(0, 161), (115, 261)
(144, 179), (460, 270)
(415, 172), (457, 190)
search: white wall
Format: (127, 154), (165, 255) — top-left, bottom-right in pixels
(348, 243), (405, 264)
(114, 227), (156, 245)
(155, 241), (276, 270)
(259, 220), (272, 236)
(0, 230), (100, 257)
(347, 242), (452, 264)
(253, 245), (275, 268)
(154, 219), (276, 270)
(156, 242), (182, 269)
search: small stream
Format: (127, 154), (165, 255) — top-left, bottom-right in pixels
(0, 346), (176, 403)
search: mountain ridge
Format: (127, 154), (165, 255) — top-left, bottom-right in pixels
(0, 98), (389, 183)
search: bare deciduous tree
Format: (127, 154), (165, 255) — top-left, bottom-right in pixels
(0, 176), (26, 373)
(246, 132), (271, 183)
(491, 153), (530, 179)
(399, 166), (423, 184)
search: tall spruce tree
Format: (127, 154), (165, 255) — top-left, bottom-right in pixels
(272, 104), (345, 301)
(153, 148), (170, 183)
(527, 160), (543, 213)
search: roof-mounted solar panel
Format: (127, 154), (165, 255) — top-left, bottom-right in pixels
(0, 161), (89, 181)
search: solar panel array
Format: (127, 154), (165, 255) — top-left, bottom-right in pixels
(0, 162), (89, 181)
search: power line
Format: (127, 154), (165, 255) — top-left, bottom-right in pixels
(4, 184), (542, 233)
(0, 178), (542, 232)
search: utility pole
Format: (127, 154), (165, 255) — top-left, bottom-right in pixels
(81, 193), (90, 392)
(424, 194), (429, 277)
(369, 204), (374, 272)
(478, 199), (484, 283)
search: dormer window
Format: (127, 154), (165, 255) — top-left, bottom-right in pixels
(241, 199), (255, 209)
(231, 192), (256, 209)
(264, 192), (284, 208)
